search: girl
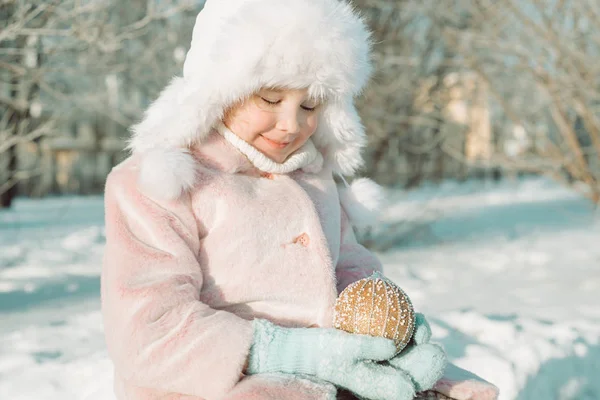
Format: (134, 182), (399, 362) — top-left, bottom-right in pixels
(102, 1), (498, 399)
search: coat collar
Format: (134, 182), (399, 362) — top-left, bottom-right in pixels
(135, 128), (385, 231)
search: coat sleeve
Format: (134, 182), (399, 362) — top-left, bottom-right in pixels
(101, 162), (254, 400)
(334, 207), (383, 294)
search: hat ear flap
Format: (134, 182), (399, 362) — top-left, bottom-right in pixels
(338, 177), (386, 229)
(314, 98), (367, 176)
(128, 76), (222, 153)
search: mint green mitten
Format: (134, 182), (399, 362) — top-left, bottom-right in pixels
(387, 313), (447, 392)
(247, 319), (421, 400)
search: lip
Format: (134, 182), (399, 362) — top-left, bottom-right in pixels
(261, 135), (290, 149)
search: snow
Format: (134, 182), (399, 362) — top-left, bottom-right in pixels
(1, 177), (599, 399)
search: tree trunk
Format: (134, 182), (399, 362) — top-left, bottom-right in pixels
(0, 6), (21, 208)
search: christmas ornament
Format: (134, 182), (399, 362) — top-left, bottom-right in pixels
(333, 272), (415, 354)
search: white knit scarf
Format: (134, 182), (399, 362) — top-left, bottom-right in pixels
(216, 122), (323, 174)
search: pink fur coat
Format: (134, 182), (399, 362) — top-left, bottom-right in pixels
(101, 131), (498, 399)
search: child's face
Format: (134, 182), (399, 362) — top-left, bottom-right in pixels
(223, 88), (321, 163)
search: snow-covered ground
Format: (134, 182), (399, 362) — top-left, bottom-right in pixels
(0, 177), (599, 400)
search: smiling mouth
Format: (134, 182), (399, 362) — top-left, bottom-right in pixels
(261, 135), (290, 149)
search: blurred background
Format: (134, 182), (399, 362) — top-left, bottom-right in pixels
(1, 1), (599, 399)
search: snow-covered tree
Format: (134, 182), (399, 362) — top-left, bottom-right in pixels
(1, 0), (200, 207)
(433, 0), (600, 203)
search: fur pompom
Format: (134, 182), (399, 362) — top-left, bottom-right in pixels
(338, 177), (386, 229)
(137, 148), (197, 200)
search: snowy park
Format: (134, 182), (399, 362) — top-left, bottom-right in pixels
(1, 177), (599, 400)
(3, 1), (600, 399)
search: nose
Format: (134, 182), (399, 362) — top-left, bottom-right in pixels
(275, 108), (301, 134)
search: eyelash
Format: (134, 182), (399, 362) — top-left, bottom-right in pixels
(260, 97), (317, 112)
(260, 97), (280, 105)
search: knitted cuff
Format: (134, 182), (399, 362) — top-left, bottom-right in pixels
(247, 319), (318, 376)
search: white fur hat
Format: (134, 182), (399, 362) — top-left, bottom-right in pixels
(128, 0), (375, 199)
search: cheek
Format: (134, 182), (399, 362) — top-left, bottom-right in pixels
(252, 111), (278, 131)
(303, 114), (319, 137)
(242, 107), (278, 140)
(230, 107), (277, 141)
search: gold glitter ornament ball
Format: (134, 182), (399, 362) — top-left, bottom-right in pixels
(333, 272), (415, 354)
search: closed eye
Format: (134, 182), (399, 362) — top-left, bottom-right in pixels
(260, 95), (318, 111)
(260, 97), (280, 105)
